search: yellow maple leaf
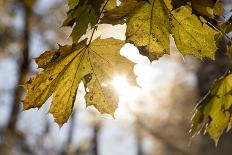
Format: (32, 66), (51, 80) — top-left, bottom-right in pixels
(23, 38), (136, 127)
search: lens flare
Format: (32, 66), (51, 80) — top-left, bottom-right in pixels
(111, 75), (132, 95)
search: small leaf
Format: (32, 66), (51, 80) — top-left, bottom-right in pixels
(191, 0), (224, 18)
(171, 0), (188, 10)
(104, 0), (117, 11)
(220, 16), (232, 34)
(101, 0), (146, 25)
(226, 41), (232, 57)
(213, 0), (224, 16)
(68, 0), (79, 9)
(63, 0), (105, 42)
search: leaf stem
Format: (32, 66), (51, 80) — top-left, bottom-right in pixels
(87, 0), (110, 46)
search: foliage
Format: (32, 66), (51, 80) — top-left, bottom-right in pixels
(190, 72), (232, 145)
(23, 38), (135, 127)
(23, 0), (231, 144)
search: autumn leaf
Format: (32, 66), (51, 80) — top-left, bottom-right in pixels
(191, 0), (224, 18)
(190, 73), (232, 145)
(104, 0), (117, 10)
(68, 0), (79, 9)
(63, 0), (117, 43)
(101, 0), (218, 60)
(171, 0), (224, 18)
(125, 0), (172, 60)
(226, 41), (232, 57)
(170, 0), (188, 10)
(63, 0), (105, 42)
(170, 5), (218, 59)
(100, 0), (146, 25)
(23, 38), (136, 127)
(221, 16), (232, 34)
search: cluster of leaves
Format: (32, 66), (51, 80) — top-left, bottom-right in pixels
(190, 72), (232, 145)
(23, 0), (231, 143)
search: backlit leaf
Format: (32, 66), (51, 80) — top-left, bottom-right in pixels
(191, 0), (224, 18)
(190, 74), (232, 145)
(63, 0), (117, 42)
(63, 0), (105, 42)
(68, 0), (79, 9)
(171, 6), (218, 59)
(24, 38), (136, 127)
(226, 41), (232, 57)
(126, 0), (172, 60)
(101, 0), (146, 25)
(102, 0), (218, 60)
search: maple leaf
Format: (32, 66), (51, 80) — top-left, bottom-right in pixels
(101, 0), (218, 60)
(221, 16), (232, 34)
(191, 0), (224, 18)
(68, 0), (79, 9)
(171, 0), (224, 18)
(23, 38), (136, 127)
(100, 0), (147, 25)
(190, 73), (232, 145)
(170, 6), (218, 59)
(226, 41), (232, 57)
(125, 0), (172, 60)
(63, 0), (104, 42)
(104, 0), (117, 10)
(63, 0), (117, 43)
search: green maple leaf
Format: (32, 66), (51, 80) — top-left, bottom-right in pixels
(23, 38), (136, 127)
(190, 74), (232, 145)
(63, 0), (104, 42)
(63, 0), (117, 43)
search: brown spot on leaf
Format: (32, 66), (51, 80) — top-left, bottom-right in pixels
(51, 51), (61, 62)
(26, 78), (32, 84)
(137, 46), (149, 57)
(84, 73), (92, 84)
(90, 95), (93, 101)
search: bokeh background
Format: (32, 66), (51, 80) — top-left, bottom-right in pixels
(0, 0), (232, 155)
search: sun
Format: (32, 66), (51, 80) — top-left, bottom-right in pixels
(111, 75), (133, 95)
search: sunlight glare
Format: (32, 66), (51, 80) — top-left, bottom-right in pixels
(111, 75), (133, 95)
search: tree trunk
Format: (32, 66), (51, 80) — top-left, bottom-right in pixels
(7, 2), (31, 131)
(93, 123), (99, 155)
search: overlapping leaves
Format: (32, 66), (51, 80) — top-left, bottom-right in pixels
(190, 74), (232, 145)
(23, 0), (232, 144)
(24, 38), (135, 127)
(170, 5), (218, 59)
(101, 0), (219, 60)
(63, 0), (117, 42)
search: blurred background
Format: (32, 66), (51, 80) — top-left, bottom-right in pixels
(0, 0), (232, 155)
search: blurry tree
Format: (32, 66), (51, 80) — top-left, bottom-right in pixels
(0, 0), (71, 154)
(7, 0), (34, 131)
